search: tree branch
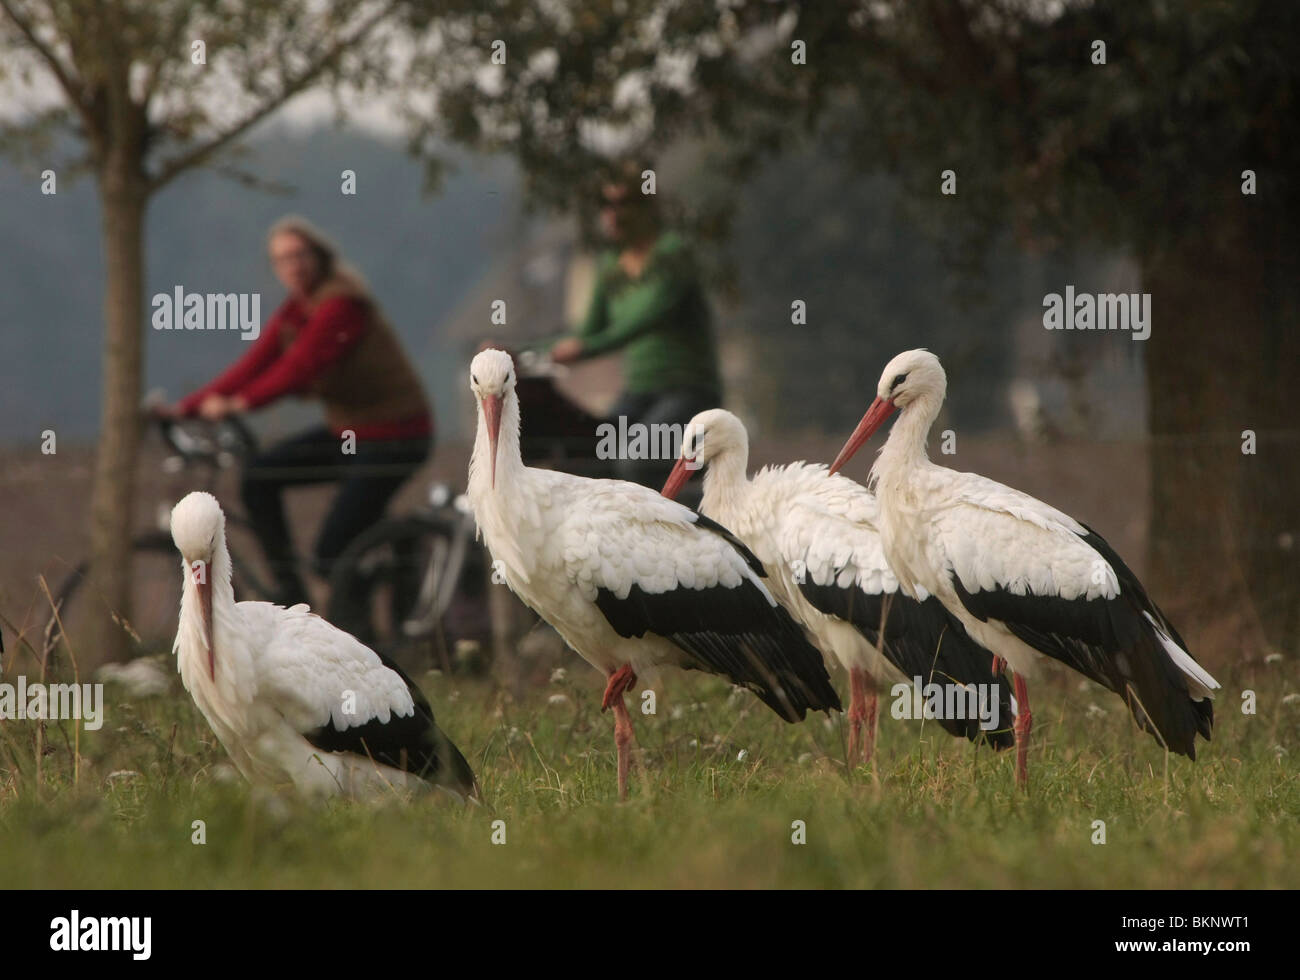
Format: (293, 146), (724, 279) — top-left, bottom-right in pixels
(139, 1), (201, 106)
(0, 0), (99, 140)
(146, 1), (397, 194)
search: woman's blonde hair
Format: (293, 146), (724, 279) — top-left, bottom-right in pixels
(267, 215), (369, 296)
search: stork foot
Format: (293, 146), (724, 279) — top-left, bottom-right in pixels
(601, 665), (638, 712)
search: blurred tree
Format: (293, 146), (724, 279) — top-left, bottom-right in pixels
(401, 0), (1299, 656)
(0, 0), (398, 660)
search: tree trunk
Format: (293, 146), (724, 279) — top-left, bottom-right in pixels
(1145, 211), (1300, 665)
(90, 162), (148, 664)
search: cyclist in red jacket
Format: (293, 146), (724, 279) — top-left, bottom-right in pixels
(158, 216), (432, 607)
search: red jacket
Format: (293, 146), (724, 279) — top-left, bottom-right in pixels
(178, 294), (432, 442)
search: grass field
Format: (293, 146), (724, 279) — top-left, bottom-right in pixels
(1, 654), (1297, 889)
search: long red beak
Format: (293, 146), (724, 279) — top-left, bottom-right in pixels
(660, 455), (696, 500)
(829, 396), (897, 475)
(483, 394), (502, 489)
(196, 568), (215, 681)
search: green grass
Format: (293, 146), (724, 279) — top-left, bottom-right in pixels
(1, 660), (1297, 888)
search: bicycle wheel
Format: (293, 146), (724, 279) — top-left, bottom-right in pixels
(326, 513), (491, 673)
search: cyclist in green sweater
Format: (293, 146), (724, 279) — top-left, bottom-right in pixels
(550, 165), (722, 489)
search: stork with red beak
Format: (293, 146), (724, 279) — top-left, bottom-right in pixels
(467, 349), (840, 800)
(662, 409), (1015, 766)
(169, 491), (477, 799)
(829, 349), (1219, 786)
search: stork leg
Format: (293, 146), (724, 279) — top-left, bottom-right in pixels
(847, 667), (878, 767)
(601, 666), (638, 801)
(610, 697), (635, 801)
(991, 654), (1006, 675)
(865, 677), (879, 762)
(1012, 672), (1032, 789)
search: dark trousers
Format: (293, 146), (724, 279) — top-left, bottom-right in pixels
(608, 386), (721, 495)
(240, 426), (430, 604)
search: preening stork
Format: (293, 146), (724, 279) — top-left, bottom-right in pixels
(170, 492), (477, 800)
(662, 409), (1014, 765)
(467, 349), (840, 800)
(829, 350), (1220, 785)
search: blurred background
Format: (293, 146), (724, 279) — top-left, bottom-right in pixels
(0, 0), (1295, 678)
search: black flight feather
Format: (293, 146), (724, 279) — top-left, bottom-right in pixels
(302, 651), (477, 796)
(595, 574), (841, 722)
(799, 580), (1015, 750)
(949, 524), (1213, 759)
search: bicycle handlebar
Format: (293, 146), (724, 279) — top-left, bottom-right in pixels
(154, 414), (258, 466)
(516, 348), (569, 380)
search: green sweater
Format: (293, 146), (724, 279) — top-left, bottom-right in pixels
(570, 232), (721, 395)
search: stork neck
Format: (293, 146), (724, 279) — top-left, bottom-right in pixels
(872, 393), (940, 492)
(184, 541), (236, 606)
(176, 538), (241, 682)
(469, 388), (524, 501)
(700, 448), (750, 521)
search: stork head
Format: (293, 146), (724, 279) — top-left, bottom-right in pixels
(170, 491), (224, 680)
(661, 408), (746, 500)
(829, 349), (946, 475)
(469, 348), (516, 489)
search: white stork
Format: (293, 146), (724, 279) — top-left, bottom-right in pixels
(662, 409), (1015, 765)
(829, 349), (1220, 785)
(169, 491), (477, 800)
(466, 349), (841, 800)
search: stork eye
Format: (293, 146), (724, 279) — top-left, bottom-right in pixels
(891, 373), (908, 391)
(472, 373), (479, 384)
